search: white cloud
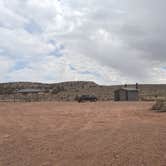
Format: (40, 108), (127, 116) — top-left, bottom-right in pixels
(0, 0), (166, 84)
(0, 56), (14, 81)
(0, 27), (55, 58)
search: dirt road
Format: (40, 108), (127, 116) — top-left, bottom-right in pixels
(0, 101), (166, 166)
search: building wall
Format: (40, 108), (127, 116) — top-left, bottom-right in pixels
(114, 91), (120, 101)
(114, 89), (139, 101)
(127, 91), (139, 101)
(119, 90), (127, 101)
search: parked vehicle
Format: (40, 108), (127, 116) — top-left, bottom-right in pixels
(76, 95), (98, 102)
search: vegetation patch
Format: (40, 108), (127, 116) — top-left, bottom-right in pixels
(152, 100), (166, 112)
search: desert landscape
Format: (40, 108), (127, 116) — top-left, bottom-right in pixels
(1, 101), (166, 166)
(1, 0), (166, 165)
(1, 81), (166, 102)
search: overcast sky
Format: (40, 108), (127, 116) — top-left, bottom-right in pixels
(0, 0), (166, 85)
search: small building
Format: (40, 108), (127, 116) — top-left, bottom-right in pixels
(16, 89), (44, 94)
(114, 87), (139, 101)
(14, 89), (45, 102)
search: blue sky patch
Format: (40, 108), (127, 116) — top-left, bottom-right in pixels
(50, 44), (65, 57)
(13, 60), (27, 70)
(79, 70), (101, 78)
(49, 40), (56, 45)
(24, 20), (42, 34)
(69, 64), (76, 71)
(50, 48), (63, 57)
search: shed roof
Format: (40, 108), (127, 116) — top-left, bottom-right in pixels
(16, 89), (44, 93)
(115, 87), (139, 92)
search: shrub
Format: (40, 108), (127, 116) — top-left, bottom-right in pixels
(51, 86), (65, 94)
(152, 100), (166, 112)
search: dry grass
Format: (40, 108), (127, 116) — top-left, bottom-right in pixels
(152, 100), (166, 112)
(1, 101), (166, 166)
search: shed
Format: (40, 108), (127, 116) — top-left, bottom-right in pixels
(16, 89), (44, 94)
(14, 89), (45, 102)
(114, 87), (139, 101)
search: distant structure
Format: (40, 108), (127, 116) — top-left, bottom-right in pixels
(14, 89), (45, 102)
(114, 84), (139, 101)
(16, 89), (44, 94)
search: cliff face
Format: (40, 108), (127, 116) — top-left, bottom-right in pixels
(0, 81), (166, 102)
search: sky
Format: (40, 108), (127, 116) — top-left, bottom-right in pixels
(0, 0), (166, 85)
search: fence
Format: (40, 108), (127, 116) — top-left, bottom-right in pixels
(0, 93), (77, 102)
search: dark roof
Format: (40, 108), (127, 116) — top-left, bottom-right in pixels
(115, 87), (139, 92)
(16, 89), (44, 93)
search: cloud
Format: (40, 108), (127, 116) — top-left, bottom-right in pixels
(0, 0), (166, 84)
(0, 55), (14, 81)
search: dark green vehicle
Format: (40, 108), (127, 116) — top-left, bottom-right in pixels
(76, 95), (98, 102)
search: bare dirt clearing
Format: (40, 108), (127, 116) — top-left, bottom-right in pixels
(0, 102), (166, 166)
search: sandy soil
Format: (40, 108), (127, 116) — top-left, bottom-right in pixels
(0, 101), (166, 166)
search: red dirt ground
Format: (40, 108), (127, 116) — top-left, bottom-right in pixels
(0, 101), (166, 166)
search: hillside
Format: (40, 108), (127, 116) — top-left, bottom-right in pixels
(0, 81), (166, 102)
